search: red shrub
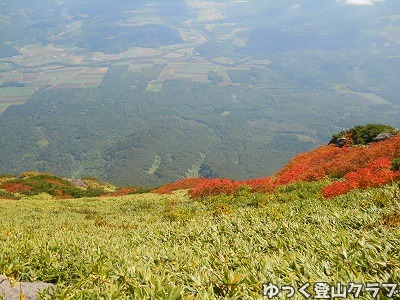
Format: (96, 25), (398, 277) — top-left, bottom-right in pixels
(240, 177), (276, 193)
(189, 179), (242, 199)
(2, 182), (32, 193)
(163, 137), (400, 199)
(322, 157), (400, 198)
(322, 181), (352, 198)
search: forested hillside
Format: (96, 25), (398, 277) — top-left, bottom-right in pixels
(2, 65), (399, 186)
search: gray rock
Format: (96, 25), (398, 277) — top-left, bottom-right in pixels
(328, 137), (347, 148)
(0, 275), (54, 300)
(373, 132), (396, 142)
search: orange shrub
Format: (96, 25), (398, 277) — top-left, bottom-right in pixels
(156, 137), (400, 199)
(322, 157), (400, 198)
(189, 179), (242, 199)
(276, 136), (400, 185)
(240, 177), (276, 193)
(2, 182), (32, 193)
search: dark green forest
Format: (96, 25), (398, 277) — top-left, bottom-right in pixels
(0, 41), (19, 58)
(1, 65), (399, 186)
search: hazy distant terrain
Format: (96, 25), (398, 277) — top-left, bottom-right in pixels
(0, 0), (400, 186)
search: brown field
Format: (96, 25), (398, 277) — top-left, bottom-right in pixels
(1, 97), (28, 103)
(22, 73), (41, 82)
(81, 82), (100, 88)
(71, 56), (85, 64)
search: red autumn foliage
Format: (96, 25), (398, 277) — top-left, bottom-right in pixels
(155, 177), (276, 199)
(240, 177), (276, 193)
(322, 157), (400, 198)
(276, 135), (400, 183)
(2, 182), (32, 193)
(153, 135), (400, 199)
(189, 179), (242, 199)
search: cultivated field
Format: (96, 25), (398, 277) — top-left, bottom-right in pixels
(0, 67), (108, 114)
(0, 86), (38, 113)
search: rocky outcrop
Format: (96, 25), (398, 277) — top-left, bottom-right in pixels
(328, 137), (348, 148)
(0, 275), (54, 300)
(373, 132), (396, 142)
(329, 129), (398, 148)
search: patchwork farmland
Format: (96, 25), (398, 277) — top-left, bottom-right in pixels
(0, 67), (108, 114)
(145, 58), (232, 91)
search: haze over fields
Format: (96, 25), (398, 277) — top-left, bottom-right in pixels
(0, 0), (400, 186)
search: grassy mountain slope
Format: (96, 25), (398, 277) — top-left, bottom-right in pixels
(0, 183), (399, 298)
(0, 172), (142, 200)
(1, 125), (399, 298)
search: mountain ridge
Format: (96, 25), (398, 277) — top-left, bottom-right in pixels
(1, 124), (399, 201)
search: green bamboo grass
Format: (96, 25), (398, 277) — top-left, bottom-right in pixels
(0, 182), (399, 299)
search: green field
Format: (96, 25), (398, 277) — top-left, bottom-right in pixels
(0, 86), (38, 113)
(0, 72), (23, 83)
(129, 63), (155, 73)
(146, 81), (163, 92)
(0, 66), (107, 113)
(0, 182), (399, 298)
(0, 63), (12, 72)
(157, 60), (219, 84)
(0, 86), (37, 97)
